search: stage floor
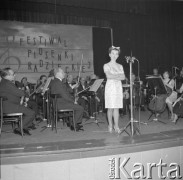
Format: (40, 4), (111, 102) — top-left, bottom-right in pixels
(1, 108), (183, 154)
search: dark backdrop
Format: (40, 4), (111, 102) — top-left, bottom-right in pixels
(1, 0), (183, 79)
(92, 27), (112, 78)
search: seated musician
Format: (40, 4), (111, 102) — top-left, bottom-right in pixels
(19, 77), (39, 122)
(0, 68), (35, 136)
(49, 68), (84, 131)
(89, 74), (98, 86)
(36, 75), (47, 89)
(87, 74), (104, 117)
(21, 77), (35, 95)
(122, 86), (130, 115)
(131, 73), (145, 111)
(65, 74), (79, 97)
(172, 83), (183, 123)
(163, 71), (177, 120)
(35, 75), (47, 106)
(153, 68), (160, 76)
(180, 67), (183, 78)
(77, 77), (88, 107)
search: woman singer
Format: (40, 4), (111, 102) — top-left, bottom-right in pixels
(103, 46), (126, 133)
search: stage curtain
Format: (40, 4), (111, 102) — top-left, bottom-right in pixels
(0, 0), (183, 79)
(92, 27), (112, 78)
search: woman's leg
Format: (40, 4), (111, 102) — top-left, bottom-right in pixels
(167, 102), (173, 119)
(113, 108), (120, 130)
(107, 108), (113, 130)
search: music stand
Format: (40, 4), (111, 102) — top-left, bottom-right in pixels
(83, 79), (105, 127)
(146, 76), (167, 124)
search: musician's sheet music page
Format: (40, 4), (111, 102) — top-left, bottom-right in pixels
(89, 79), (104, 92)
(42, 77), (52, 93)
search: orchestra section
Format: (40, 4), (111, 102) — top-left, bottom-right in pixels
(1, 66), (183, 134)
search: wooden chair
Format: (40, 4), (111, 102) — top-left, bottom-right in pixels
(0, 97), (24, 136)
(50, 94), (76, 133)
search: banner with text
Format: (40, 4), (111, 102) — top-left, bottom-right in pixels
(0, 21), (93, 83)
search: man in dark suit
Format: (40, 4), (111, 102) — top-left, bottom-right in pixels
(77, 77), (88, 109)
(0, 68), (35, 135)
(65, 74), (78, 97)
(49, 68), (84, 131)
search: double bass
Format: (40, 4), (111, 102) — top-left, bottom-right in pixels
(146, 75), (167, 113)
(148, 94), (167, 113)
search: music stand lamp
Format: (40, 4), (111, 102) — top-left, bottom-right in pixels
(83, 79), (105, 127)
(146, 76), (167, 124)
(120, 57), (140, 136)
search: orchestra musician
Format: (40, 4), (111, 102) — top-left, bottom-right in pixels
(163, 71), (177, 120)
(21, 77), (35, 95)
(103, 46), (126, 134)
(35, 75), (47, 106)
(49, 68), (84, 131)
(87, 74), (104, 118)
(122, 80), (130, 115)
(131, 73), (145, 111)
(172, 83), (183, 123)
(180, 67), (183, 78)
(153, 67), (160, 76)
(65, 74), (79, 97)
(0, 68), (35, 136)
(77, 77), (88, 110)
(18, 77), (39, 122)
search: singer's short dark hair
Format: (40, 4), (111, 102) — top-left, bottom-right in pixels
(108, 46), (121, 54)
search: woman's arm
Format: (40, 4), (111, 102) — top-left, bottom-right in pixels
(166, 79), (174, 89)
(103, 64), (125, 80)
(105, 71), (125, 80)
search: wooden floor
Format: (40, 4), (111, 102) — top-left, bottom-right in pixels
(1, 108), (183, 155)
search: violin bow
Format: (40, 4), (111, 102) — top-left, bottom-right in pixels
(77, 54), (83, 83)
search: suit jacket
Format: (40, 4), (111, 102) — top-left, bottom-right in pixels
(50, 78), (74, 104)
(65, 82), (74, 96)
(77, 83), (88, 98)
(0, 78), (26, 113)
(0, 78), (24, 105)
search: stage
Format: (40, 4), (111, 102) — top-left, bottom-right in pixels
(1, 109), (183, 180)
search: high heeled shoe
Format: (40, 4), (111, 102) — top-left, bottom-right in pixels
(114, 127), (121, 134)
(172, 114), (178, 124)
(108, 126), (113, 133)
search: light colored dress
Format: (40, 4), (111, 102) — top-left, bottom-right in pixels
(103, 62), (124, 108)
(163, 78), (177, 104)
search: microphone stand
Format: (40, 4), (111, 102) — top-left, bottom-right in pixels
(172, 67), (178, 90)
(41, 89), (51, 132)
(120, 56), (141, 136)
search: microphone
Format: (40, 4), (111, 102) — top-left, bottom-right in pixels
(125, 56), (136, 63)
(134, 57), (139, 62)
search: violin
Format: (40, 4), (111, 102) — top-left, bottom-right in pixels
(20, 82), (46, 107)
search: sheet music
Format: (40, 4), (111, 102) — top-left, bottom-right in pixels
(89, 79), (104, 92)
(42, 77), (53, 94)
(146, 76), (167, 95)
